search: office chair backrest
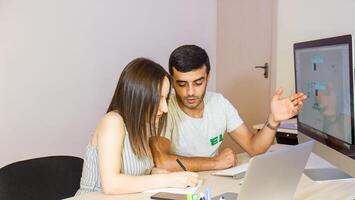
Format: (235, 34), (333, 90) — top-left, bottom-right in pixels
(0, 156), (83, 200)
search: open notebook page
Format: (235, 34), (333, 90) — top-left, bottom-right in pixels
(143, 180), (202, 194)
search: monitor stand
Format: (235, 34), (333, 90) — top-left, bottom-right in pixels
(304, 168), (353, 181)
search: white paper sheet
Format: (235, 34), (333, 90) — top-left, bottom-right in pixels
(211, 162), (249, 177)
(143, 180), (202, 194)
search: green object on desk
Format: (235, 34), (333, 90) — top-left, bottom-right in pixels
(186, 193), (192, 200)
(192, 194), (199, 200)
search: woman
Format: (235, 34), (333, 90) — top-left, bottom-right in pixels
(76, 58), (199, 195)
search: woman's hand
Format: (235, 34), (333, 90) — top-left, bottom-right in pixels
(166, 171), (200, 188)
(151, 168), (170, 174)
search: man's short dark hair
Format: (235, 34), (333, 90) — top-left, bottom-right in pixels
(169, 45), (210, 76)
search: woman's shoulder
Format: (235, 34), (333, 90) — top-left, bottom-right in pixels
(98, 111), (125, 131)
(102, 111), (124, 123)
(93, 111), (126, 144)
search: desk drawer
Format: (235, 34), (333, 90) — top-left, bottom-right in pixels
(276, 132), (298, 145)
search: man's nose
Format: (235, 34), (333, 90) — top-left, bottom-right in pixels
(187, 85), (195, 96)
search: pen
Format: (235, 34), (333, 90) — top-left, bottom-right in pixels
(176, 158), (187, 171)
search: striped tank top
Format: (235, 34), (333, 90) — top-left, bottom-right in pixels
(75, 131), (154, 195)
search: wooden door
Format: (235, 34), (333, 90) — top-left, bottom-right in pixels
(217, 0), (274, 153)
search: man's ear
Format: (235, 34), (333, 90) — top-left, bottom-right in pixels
(171, 77), (177, 90)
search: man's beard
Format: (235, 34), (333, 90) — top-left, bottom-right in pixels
(177, 89), (206, 109)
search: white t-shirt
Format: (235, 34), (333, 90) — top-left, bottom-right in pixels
(164, 92), (243, 157)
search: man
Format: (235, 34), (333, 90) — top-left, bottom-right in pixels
(150, 45), (306, 171)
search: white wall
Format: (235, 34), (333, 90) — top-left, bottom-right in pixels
(273, 0), (355, 176)
(0, 0), (216, 167)
(272, 0), (355, 96)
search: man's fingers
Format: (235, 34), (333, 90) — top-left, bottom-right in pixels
(276, 87), (283, 95)
(234, 156), (238, 167)
(291, 99), (299, 106)
(272, 88), (284, 100)
(289, 92), (305, 101)
(290, 95), (307, 108)
(292, 101), (304, 113)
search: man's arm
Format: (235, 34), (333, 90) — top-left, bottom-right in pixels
(229, 119), (277, 156)
(229, 88), (307, 156)
(149, 136), (235, 172)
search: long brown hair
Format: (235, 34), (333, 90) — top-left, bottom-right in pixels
(107, 58), (171, 159)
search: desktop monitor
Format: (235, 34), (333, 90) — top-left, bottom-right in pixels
(294, 35), (355, 180)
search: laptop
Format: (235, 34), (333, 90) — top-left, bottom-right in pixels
(212, 141), (314, 200)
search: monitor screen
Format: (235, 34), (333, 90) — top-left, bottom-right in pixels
(294, 35), (355, 158)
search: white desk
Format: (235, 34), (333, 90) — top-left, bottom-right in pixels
(66, 146), (355, 200)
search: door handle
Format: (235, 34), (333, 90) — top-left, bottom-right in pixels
(255, 62), (269, 79)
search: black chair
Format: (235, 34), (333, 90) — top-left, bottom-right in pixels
(0, 156), (83, 200)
